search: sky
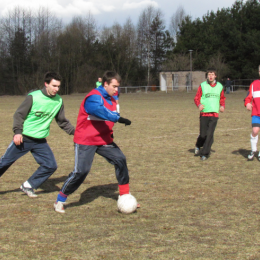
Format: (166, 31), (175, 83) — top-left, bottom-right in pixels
(0, 0), (238, 28)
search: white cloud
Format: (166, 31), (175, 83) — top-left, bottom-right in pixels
(122, 0), (158, 10)
(100, 5), (116, 12)
(0, 0), (240, 27)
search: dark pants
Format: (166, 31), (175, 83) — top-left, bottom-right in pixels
(0, 139), (57, 189)
(226, 87), (230, 94)
(61, 142), (129, 196)
(196, 116), (218, 156)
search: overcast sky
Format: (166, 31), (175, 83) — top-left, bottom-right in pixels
(0, 0), (238, 28)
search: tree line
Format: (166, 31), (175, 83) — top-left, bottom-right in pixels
(0, 6), (172, 95)
(0, 1), (259, 95)
(168, 0), (260, 80)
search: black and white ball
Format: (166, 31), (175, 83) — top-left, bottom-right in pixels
(117, 194), (137, 214)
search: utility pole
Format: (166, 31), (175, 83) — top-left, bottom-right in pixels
(189, 50), (193, 91)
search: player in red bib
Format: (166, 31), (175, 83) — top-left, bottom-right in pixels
(244, 66), (260, 160)
(54, 71), (138, 213)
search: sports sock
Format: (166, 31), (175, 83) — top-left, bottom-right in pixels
(23, 181), (32, 188)
(116, 104), (120, 113)
(251, 134), (258, 152)
(56, 191), (68, 203)
(118, 183), (129, 196)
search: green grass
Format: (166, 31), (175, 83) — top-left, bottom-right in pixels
(0, 90), (260, 260)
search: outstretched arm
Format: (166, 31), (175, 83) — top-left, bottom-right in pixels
(55, 102), (75, 135)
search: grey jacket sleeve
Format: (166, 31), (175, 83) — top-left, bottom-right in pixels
(13, 95), (33, 135)
(55, 102), (75, 135)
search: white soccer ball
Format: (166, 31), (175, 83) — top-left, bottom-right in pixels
(117, 194), (137, 214)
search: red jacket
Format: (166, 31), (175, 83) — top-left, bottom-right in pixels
(194, 82), (226, 117)
(244, 80), (260, 117)
(74, 89), (116, 145)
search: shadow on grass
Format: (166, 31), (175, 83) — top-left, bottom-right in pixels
(0, 188), (20, 195)
(232, 148), (250, 158)
(188, 148), (215, 153)
(0, 176), (68, 195)
(37, 176), (69, 194)
(66, 183), (118, 209)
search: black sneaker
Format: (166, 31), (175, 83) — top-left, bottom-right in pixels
(20, 184), (38, 198)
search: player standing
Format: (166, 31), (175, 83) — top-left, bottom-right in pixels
(194, 68), (226, 160)
(244, 66), (260, 160)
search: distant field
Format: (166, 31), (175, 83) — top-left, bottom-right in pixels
(1, 90), (260, 260)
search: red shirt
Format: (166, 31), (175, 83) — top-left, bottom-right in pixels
(74, 89), (116, 145)
(244, 80), (260, 117)
(194, 82), (226, 117)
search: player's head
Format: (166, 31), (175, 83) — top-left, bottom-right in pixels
(44, 72), (62, 84)
(102, 71), (121, 97)
(206, 68), (217, 77)
(44, 72), (62, 96)
(102, 71), (121, 86)
(206, 68), (217, 83)
(98, 77), (102, 82)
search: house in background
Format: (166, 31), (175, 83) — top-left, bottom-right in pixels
(160, 70), (206, 92)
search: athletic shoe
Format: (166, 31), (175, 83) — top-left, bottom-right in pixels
(20, 184), (38, 198)
(194, 147), (200, 155)
(200, 156), (208, 161)
(248, 151), (255, 160)
(54, 201), (65, 213)
(258, 152), (260, 161)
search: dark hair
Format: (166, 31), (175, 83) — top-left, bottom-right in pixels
(44, 72), (62, 84)
(206, 68), (217, 76)
(102, 71), (121, 86)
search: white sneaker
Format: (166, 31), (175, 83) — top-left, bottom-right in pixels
(54, 201), (65, 213)
(194, 147), (200, 155)
(248, 151), (255, 160)
(20, 184), (38, 198)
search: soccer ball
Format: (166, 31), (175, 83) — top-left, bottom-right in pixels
(117, 194), (137, 214)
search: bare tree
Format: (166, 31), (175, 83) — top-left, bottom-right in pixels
(137, 5), (159, 85)
(169, 6), (186, 43)
(99, 18), (137, 85)
(207, 52), (230, 80)
(162, 53), (190, 71)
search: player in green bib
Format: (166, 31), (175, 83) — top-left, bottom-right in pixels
(0, 72), (75, 198)
(194, 68), (226, 160)
(96, 77), (102, 88)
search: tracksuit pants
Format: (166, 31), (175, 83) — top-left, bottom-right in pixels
(60, 142), (129, 196)
(0, 139), (57, 189)
(196, 116), (218, 157)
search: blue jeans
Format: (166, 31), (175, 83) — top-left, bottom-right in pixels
(61, 142), (129, 196)
(226, 87), (230, 94)
(0, 139), (57, 189)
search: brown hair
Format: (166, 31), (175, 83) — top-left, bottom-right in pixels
(102, 71), (121, 86)
(206, 68), (217, 77)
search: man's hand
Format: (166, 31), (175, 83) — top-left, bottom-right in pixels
(118, 117), (131, 126)
(246, 103), (253, 111)
(13, 134), (23, 145)
(219, 106), (225, 113)
(198, 104), (204, 111)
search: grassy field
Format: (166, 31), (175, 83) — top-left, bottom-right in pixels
(0, 90), (260, 260)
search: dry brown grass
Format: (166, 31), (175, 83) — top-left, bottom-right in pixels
(1, 90), (260, 260)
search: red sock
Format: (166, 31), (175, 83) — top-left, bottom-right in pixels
(118, 183), (129, 196)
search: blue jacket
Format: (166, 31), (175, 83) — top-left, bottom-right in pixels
(84, 86), (120, 123)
